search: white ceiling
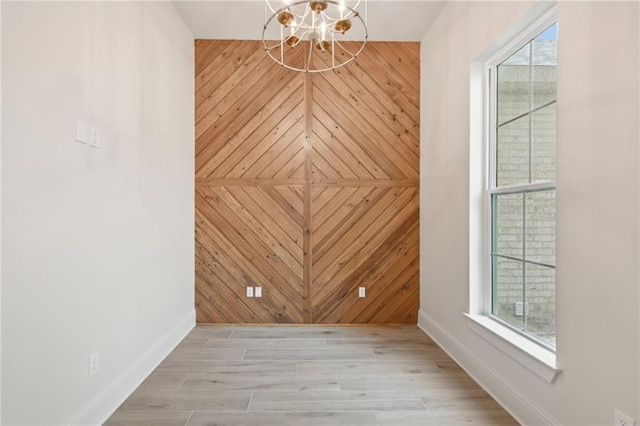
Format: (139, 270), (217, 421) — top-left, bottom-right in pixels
(173, 1), (446, 41)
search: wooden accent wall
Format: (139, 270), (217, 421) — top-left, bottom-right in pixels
(195, 40), (419, 324)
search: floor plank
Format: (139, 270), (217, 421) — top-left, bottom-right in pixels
(204, 338), (328, 348)
(155, 359), (297, 375)
(187, 411), (379, 426)
(106, 325), (518, 426)
(249, 390), (425, 412)
(138, 374), (188, 391)
(229, 328), (343, 339)
(372, 347), (451, 361)
(117, 390), (251, 411)
(377, 410), (519, 425)
(179, 373), (339, 391)
(243, 348), (375, 360)
(338, 373), (483, 391)
(325, 337), (438, 348)
(296, 360), (443, 374)
(165, 348), (248, 361)
(419, 389), (506, 412)
(104, 410), (192, 426)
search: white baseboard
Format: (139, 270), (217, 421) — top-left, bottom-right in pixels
(417, 309), (560, 426)
(71, 309), (196, 425)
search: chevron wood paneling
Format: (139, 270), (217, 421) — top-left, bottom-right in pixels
(195, 185), (305, 323)
(195, 39), (420, 324)
(311, 186), (419, 324)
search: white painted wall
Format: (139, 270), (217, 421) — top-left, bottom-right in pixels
(1, 2), (195, 424)
(420, 1), (639, 425)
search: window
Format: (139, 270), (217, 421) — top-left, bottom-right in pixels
(487, 21), (557, 348)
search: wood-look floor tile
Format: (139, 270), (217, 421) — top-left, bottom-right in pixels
(138, 374), (188, 391)
(105, 326), (517, 426)
(435, 360), (468, 376)
(376, 410), (519, 425)
(104, 410), (192, 426)
(243, 348), (374, 360)
(230, 327), (343, 339)
(179, 373), (339, 391)
(204, 338), (328, 348)
(176, 338), (208, 349)
(118, 390), (251, 411)
(419, 389), (504, 412)
(339, 327), (428, 339)
(249, 390), (425, 412)
(338, 374), (482, 391)
(373, 347), (450, 361)
(296, 360), (442, 375)
(326, 338), (438, 349)
(155, 360), (297, 375)
(164, 348), (247, 361)
(187, 411), (379, 426)
(185, 327), (234, 338)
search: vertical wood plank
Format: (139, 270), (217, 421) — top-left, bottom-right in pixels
(303, 59), (314, 324)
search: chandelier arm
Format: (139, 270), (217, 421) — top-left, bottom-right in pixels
(280, 21), (285, 63)
(264, 32), (308, 51)
(301, 3), (312, 23)
(265, 40), (286, 50)
(332, 37), (336, 69)
(265, 0), (277, 15)
(320, 9), (357, 22)
(305, 39), (314, 71)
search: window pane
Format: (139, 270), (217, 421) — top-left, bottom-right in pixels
(532, 23), (557, 110)
(531, 103), (556, 183)
(525, 190), (556, 266)
(490, 21), (556, 349)
(494, 192), (523, 259)
(497, 115), (529, 186)
(492, 256), (524, 329)
(497, 44), (531, 125)
(525, 263), (556, 346)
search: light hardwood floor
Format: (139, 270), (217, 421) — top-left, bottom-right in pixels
(105, 326), (518, 425)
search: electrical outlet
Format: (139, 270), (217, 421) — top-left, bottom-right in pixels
(255, 287), (262, 297)
(359, 287), (366, 298)
(89, 353), (100, 377)
(515, 301), (528, 316)
(246, 287), (254, 297)
(615, 409), (636, 426)
(89, 126), (100, 148)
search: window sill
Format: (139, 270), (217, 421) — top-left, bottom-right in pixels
(464, 313), (561, 383)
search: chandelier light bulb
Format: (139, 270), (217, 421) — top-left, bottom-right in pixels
(277, 10), (295, 27)
(309, 1), (329, 13)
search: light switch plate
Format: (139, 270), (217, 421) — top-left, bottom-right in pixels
(75, 120), (89, 144)
(246, 287), (254, 297)
(359, 287), (366, 298)
(89, 353), (100, 377)
(255, 287), (262, 297)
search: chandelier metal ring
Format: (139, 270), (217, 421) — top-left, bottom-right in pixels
(262, 0), (368, 73)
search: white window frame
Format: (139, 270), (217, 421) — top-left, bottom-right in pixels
(466, 7), (561, 383)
